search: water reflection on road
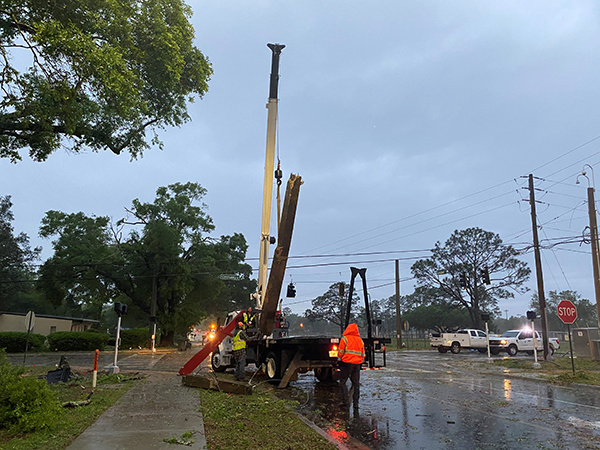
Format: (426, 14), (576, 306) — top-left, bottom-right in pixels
(290, 351), (600, 450)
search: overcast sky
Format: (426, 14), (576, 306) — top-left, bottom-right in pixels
(2, 1), (600, 321)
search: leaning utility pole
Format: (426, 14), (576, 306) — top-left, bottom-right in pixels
(527, 174), (551, 359)
(395, 259), (403, 349)
(584, 181), (600, 329)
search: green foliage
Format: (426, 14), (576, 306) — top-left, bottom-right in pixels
(119, 328), (149, 349)
(0, 350), (62, 432)
(0, 366), (136, 449)
(411, 227), (530, 329)
(39, 182), (254, 346)
(0, 0), (212, 162)
(0, 196), (40, 311)
(305, 282), (360, 335)
(47, 331), (109, 351)
(402, 304), (471, 332)
(0, 332), (46, 353)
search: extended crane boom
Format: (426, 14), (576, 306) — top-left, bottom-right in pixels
(257, 43), (285, 309)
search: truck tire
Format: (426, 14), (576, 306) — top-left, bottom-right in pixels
(450, 342), (461, 354)
(550, 345), (555, 356)
(315, 367), (334, 383)
(211, 350), (227, 373)
(507, 344), (518, 357)
(438, 346), (448, 354)
(490, 348), (500, 355)
(265, 351), (281, 382)
(477, 348), (487, 354)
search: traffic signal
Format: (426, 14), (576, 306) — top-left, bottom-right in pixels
(481, 267), (491, 285)
(338, 282), (345, 298)
(114, 302), (128, 317)
(459, 273), (467, 288)
(286, 282), (296, 298)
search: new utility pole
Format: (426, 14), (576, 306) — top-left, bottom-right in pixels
(395, 259), (403, 349)
(578, 165), (600, 330)
(527, 174), (551, 359)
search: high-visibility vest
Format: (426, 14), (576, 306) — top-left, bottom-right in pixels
(232, 330), (246, 351)
(339, 335), (365, 364)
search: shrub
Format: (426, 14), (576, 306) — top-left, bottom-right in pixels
(0, 332), (46, 353)
(0, 350), (62, 432)
(119, 328), (149, 349)
(47, 331), (110, 351)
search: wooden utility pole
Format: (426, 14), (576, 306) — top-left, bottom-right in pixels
(585, 185), (600, 329)
(259, 174), (302, 336)
(395, 259), (403, 349)
(149, 264), (158, 350)
(528, 174), (551, 359)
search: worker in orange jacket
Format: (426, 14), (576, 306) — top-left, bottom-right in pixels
(338, 323), (365, 408)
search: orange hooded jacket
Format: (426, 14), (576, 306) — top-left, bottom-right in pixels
(339, 323), (365, 364)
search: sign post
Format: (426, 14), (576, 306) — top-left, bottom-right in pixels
(481, 313), (491, 359)
(526, 310), (540, 368)
(23, 311), (35, 365)
(109, 303), (128, 374)
(557, 299), (578, 375)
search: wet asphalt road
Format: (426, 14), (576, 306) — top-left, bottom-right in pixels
(291, 350), (600, 450)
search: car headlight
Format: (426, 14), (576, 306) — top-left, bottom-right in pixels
(500, 340), (507, 345)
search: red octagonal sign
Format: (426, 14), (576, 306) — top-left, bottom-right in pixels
(557, 300), (578, 324)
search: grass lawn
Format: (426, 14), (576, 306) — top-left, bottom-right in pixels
(491, 356), (600, 385)
(0, 367), (139, 450)
(198, 378), (337, 450)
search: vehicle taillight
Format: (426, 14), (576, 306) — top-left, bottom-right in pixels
(332, 345), (337, 351)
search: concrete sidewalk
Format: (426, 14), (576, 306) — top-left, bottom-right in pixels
(66, 371), (207, 450)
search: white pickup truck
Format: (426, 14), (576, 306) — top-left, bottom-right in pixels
(430, 329), (488, 354)
(488, 329), (560, 356)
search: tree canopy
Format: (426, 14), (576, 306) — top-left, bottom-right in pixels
(0, 195), (39, 310)
(0, 0), (212, 161)
(305, 282), (360, 334)
(411, 227), (530, 330)
(402, 303), (471, 333)
(38, 182), (254, 345)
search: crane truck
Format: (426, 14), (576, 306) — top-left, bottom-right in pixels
(179, 44), (389, 388)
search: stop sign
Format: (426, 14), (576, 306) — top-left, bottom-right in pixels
(557, 300), (577, 324)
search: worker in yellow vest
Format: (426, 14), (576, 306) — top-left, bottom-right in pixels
(232, 321), (249, 381)
(338, 323), (365, 408)
(242, 307), (253, 329)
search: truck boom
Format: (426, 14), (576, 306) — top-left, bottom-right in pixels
(257, 43), (285, 309)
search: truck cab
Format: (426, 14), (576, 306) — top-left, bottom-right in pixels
(489, 329), (559, 356)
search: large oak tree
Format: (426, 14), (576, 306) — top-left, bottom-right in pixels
(411, 227), (530, 330)
(0, 0), (212, 161)
(38, 182), (254, 346)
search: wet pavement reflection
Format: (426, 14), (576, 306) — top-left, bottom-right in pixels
(289, 351), (600, 450)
